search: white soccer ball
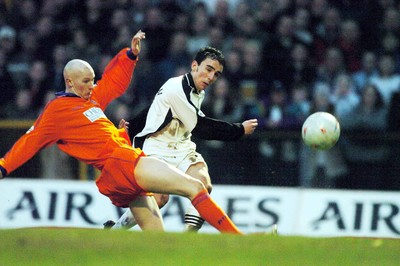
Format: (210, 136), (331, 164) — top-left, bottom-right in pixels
(301, 112), (340, 150)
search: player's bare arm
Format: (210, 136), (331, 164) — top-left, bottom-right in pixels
(131, 30), (145, 55)
(242, 119), (258, 135)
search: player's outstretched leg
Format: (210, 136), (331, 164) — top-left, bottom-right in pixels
(190, 188), (242, 234)
(134, 157), (243, 234)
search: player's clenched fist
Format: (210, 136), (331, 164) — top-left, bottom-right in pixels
(242, 119), (258, 135)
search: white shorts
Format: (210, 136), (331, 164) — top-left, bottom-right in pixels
(149, 150), (207, 173)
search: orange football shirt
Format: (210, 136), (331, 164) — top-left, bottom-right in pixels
(0, 48), (138, 175)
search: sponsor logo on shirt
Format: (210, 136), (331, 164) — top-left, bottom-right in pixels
(83, 107), (107, 122)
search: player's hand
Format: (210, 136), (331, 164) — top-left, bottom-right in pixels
(118, 119), (129, 133)
(131, 30), (145, 56)
(242, 119), (258, 135)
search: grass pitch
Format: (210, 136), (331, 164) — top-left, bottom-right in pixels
(0, 228), (399, 266)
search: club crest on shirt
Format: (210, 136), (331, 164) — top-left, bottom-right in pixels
(83, 107), (107, 122)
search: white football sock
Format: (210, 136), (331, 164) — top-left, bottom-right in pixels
(113, 209), (137, 229)
(184, 204), (204, 232)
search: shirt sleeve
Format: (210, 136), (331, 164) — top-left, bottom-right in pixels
(192, 115), (245, 141)
(0, 107), (58, 175)
(92, 48), (138, 110)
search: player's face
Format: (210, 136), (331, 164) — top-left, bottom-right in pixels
(72, 67), (95, 100)
(191, 58), (223, 91)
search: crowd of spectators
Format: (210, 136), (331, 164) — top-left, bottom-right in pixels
(1, 0), (400, 189)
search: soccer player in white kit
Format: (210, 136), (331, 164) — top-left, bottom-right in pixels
(107, 46), (258, 232)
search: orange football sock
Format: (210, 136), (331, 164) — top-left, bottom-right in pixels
(192, 189), (243, 235)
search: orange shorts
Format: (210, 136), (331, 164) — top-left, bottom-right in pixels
(96, 146), (151, 207)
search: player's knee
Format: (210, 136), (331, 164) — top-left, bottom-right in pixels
(179, 177), (208, 200)
(196, 175), (212, 193)
(190, 178), (207, 195)
(205, 183), (212, 193)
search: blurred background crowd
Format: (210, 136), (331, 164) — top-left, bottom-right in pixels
(1, 0), (400, 190)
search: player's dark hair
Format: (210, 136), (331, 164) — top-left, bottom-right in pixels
(194, 47), (225, 67)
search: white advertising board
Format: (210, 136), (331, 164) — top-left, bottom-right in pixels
(0, 179), (399, 238)
(297, 189), (400, 238)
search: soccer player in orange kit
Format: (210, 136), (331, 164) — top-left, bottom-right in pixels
(0, 30), (243, 234)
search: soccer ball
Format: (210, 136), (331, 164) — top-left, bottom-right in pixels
(301, 112), (340, 150)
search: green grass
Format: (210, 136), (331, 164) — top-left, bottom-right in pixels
(0, 228), (399, 266)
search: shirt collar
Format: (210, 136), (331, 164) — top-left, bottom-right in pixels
(55, 91), (80, 98)
(185, 73), (200, 94)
